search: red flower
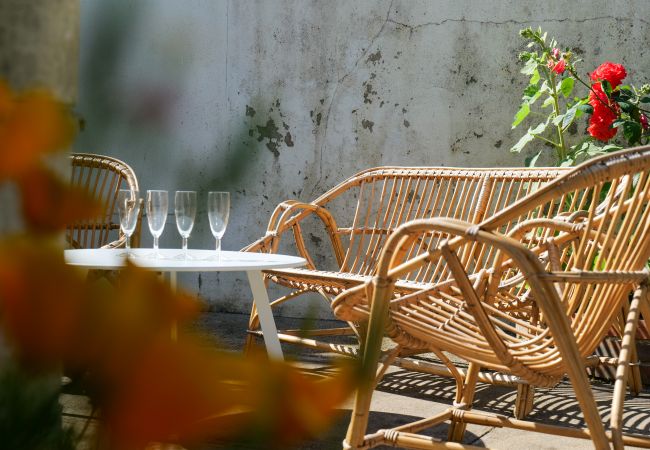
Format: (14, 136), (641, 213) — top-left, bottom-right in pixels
(641, 114), (649, 131)
(588, 103), (618, 142)
(586, 63), (627, 142)
(587, 90), (619, 142)
(590, 62), (627, 88)
(588, 85), (611, 110)
(548, 58), (567, 75)
(546, 48), (567, 75)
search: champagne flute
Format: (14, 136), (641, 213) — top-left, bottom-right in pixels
(146, 190), (168, 257)
(175, 191), (197, 259)
(207, 191), (230, 261)
(117, 189), (140, 254)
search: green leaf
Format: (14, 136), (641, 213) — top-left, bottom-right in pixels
(525, 150), (542, 167)
(602, 143), (623, 152)
(526, 90), (542, 105)
(562, 104), (579, 128)
(571, 140), (617, 160)
(539, 80), (551, 93)
(612, 119), (626, 128)
(618, 101), (632, 113)
(578, 103), (593, 114)
(623, 121), (642, 144)
(529, 121), (548, 135)
(511, 131), (535, 153)
(521, 58), (538, 75)
(530, 69), (540, 85)
(559, 77), (574, 98)
(601, 79), (613, 97)
(523, 84), (540, 98)
(552, 114), (565, 126)
(541, 96), (555, 108)
(512, 103), (530, 128)
(640, 96), (650, 104)
(617, 90), (632, 101)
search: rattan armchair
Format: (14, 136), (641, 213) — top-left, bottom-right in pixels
(337, 147), (650, 450)
(67, 153), (142, 249)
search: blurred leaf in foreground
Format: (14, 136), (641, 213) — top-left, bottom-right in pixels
(0, 79), (357, 450)
(0, 80), (75, 181)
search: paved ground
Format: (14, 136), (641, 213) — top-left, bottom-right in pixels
(61, 312), (650, 449)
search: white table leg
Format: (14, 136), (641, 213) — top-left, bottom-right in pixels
(246, 270), (283, 360)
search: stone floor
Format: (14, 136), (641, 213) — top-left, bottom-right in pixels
(61, 312), (650, 449)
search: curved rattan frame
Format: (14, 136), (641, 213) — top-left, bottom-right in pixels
(67, 152), (142, 249)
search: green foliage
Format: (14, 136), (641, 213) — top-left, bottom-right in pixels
(559, 77), (574, 98)
(511, 27), (586, 165)
(511, 27), (649, 167)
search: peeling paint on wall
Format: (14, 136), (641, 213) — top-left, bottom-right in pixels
(246, 99), (294, 156)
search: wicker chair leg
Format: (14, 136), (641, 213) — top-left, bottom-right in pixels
(514, 384), (535, 419)
(610, 286), (645, 450)
(448, 362), (480, 442)
(244, 304), (261, 355)
(628, 342), (643, 396)
(620, 299), (644, 395)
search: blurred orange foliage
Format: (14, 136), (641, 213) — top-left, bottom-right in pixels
(0, 80), (74, 180)
(0, 80), (356, 449)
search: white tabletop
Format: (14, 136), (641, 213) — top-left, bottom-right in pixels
(64, 248), (306, 272)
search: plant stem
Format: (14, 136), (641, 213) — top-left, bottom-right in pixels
(531, 133), (559, 147)
(547, 69), (567, 161)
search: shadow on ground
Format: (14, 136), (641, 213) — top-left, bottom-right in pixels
(62, 312), (650, 449)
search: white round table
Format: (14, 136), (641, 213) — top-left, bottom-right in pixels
(64, 248), (306, 359)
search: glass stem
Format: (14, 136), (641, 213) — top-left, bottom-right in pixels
(125, 235), (131, 250)
(216, 237), (221, 261)
(153, 236), (159, 250)
(182, 237), (188, 259)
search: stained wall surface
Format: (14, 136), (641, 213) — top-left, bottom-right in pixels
(77, 0), (650, 317)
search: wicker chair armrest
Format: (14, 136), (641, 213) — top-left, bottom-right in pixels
(351, 217), (612, 397)
(243, 200), (344, 269)
(102, 199), (143, 249)
(102, 236), (127, 249)
(540, 270), (649, 284)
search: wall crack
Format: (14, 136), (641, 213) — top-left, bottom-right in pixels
(314, 0), (394, 189)
(387, 15), (649, 35)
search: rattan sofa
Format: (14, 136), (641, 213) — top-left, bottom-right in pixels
(244, 164), (643, 418)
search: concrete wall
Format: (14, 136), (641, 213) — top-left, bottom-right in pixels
(0, 0), (79, 234)
(76, 0), (650, 317)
